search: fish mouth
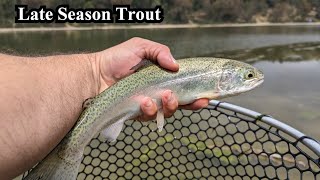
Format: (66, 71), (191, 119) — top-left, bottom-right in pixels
(233, 77), (264, 96)
(218, 78), (264, 99)
(252, 77), (264, 89)
(216, 74), (264, 99)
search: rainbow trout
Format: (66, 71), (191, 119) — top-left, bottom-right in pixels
(24, 57), (264, 179)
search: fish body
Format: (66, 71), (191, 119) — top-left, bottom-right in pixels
(24, 57), (264, 179)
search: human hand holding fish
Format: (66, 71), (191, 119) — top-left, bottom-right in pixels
(22, 38), (264, 179)
(92, 37), (209, 121)
(0, 37), (208, 180)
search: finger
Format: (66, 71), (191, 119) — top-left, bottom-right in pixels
(153, 46), (179, 72)
(131, 37), (179, 72)
(139, 97), (157, 121)
(179, 99), (209, 110)
(162, 90), (179, 118)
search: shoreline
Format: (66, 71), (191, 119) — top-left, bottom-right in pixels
(0, 22), (319, 33)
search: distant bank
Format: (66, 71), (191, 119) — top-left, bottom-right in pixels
(0, 22), (320, 33)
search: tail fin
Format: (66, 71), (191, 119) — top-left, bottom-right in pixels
(23, 150), (81, 180)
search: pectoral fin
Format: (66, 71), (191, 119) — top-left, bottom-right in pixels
(156, 108), (165, 132)
(101, 119), (125, 143)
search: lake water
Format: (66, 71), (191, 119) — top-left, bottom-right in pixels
(1, 25), (319, 140)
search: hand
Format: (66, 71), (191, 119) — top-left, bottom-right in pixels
(93, 37), (209, 121)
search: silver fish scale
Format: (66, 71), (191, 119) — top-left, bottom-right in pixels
(60, 58), (232, 158)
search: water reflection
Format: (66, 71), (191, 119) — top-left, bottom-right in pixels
(211, 42), (320, 63)
(0, 26), (319, 57)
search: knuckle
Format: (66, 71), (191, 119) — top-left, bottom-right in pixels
(129, 37), (145, 44)
(167, 102), (177, 111)
(130, 37), (142, 41)
(143, 107), (157, 117)
(160, 45), (170, 52)
(164, 105), (176, 115)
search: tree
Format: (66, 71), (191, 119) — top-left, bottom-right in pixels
(210, 0), (244, 22)
(0, 0), (15, 26)
(270, 2), (298, 22)
(166, 0), (193, 23)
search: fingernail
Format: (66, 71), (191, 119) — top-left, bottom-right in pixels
(167, 91), (174, 103)
(145, 99), (152, 107)
(170, 54), (177, 64)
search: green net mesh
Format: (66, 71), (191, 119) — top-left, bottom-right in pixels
(23, 101), (320, 180)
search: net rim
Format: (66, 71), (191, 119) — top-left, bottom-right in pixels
(208, 100), (320, 158)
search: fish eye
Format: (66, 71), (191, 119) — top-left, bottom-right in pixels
(245, 71), (255, 79)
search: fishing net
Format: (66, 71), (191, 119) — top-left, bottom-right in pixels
(22, 100), (320, 180)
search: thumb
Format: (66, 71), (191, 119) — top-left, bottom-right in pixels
(131, 37), (179, 72)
